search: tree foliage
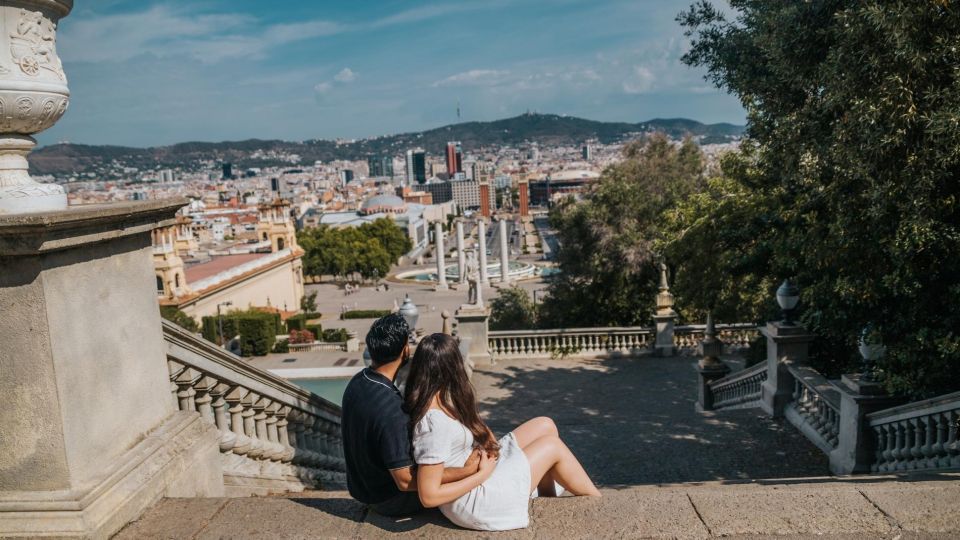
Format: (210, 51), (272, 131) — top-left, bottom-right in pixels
(539, 134), (706, 327)
(489, 286), (539, 331)
(297, 218), (411, 280)
(678, 1), (960, 397)
(160, 306), (199, 332)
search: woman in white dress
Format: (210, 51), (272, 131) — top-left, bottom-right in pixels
(404, 333), (601, 531)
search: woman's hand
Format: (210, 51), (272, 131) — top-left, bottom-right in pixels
(478, 449), (497, 481)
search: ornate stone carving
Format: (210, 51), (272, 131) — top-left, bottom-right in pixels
(0, 1), (72, 214)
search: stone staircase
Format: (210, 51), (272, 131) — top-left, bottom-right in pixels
(115, 475), (960, 539)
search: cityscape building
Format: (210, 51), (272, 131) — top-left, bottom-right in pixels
(445, 141), (463, 175)
(406, 148), (427, 183)
(367, 155), (394, 177)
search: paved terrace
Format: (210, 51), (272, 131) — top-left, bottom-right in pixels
(117, 355), (960, 538)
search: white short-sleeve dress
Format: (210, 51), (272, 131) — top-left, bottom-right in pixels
(412, 409), (532, 531)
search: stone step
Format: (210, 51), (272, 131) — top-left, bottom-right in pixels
(114, 474), (960, 539)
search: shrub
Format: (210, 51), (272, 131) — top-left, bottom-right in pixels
(286, 315), (306, 332)
(321, 328), (350, 342)
(342, 309), (392, 320)
(306, 324), (324, 339)
(272, 339), (290, 353)
(201, 309), (281, 356)
(160, 306), (199, 332)
(288, 329), (316, 344)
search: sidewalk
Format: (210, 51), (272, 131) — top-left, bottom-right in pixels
(114, 474), (960, 539)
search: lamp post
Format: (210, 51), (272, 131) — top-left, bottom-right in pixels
(217, 301), (233, 346)
(776, 279), (800, 325)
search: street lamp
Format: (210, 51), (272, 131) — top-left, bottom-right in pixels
(216, 301), (233, 346)
(776, 279), (800, 325)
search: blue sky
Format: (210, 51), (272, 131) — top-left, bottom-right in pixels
(39, 0), (744, 148)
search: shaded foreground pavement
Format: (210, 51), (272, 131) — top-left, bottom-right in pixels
(115, 356), (960, 538)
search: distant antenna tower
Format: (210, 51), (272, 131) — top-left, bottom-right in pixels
(457, 99), (461, 122)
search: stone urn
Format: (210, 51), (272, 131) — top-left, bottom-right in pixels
(0, 0), (72, 214)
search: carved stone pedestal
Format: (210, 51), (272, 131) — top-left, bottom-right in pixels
(0, 200), (223, 539)
(454, 304), (491, 372)
(759, 322), (815, 418)
(829, 374), (900, 475)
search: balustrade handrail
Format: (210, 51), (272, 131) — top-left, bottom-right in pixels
(489, 326), (653, 337)
(709, 361), (767, 390)
(787, 364), (841, 411)
(675, 322), (760, 332)
(867, 390), (960, 426)
(162, 320), (340, 421)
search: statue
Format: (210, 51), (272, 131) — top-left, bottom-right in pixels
(465, 249), (483, 307)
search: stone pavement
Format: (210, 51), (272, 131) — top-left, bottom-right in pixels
(114, 355), (960, 538)
(115, 476), (960, 539)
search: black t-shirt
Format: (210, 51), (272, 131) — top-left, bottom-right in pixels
(340, 368), (413, 504)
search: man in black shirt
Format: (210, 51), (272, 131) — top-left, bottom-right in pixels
(341, 313), (480, 516)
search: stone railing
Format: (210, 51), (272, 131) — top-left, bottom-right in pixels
(488, 327), (653, 360)
(708, 361), (768, 410)
(674, 323), (759, 351)
(164, 320), (346, 496)
(867, 391), (960, 473)
(289, 341), (348, 353)
(784, 364), (841, 453)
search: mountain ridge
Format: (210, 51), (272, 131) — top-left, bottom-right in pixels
(31, 113), (744, 176)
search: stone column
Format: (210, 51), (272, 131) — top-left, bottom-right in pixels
(696, 313), (731, 411)
(652, 263), (677, 356)
(0, 1), (72, 214)
(478, 218), (489, 286)
(499, 217), (510, 284)
(434, 221), (447, 290)
(759, 322), (815, 418)
(829, 374), (900, 475)
(456, 218), (466, 286)
(0, 200), (223, 539)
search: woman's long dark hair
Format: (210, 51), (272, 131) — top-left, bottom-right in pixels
(404, 333), (499, 453)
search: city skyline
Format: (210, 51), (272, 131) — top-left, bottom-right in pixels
(41, 0), (745, 148)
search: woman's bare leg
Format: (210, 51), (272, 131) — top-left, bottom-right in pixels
(522, 435), (601, 497)
(512, 417), (559, 449)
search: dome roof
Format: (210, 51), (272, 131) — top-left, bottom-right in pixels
(360, 194), (407, 215)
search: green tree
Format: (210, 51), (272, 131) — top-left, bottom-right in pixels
(160, 306), (199, 332)
(539, 134), (705, 327)
(359, 217), (413, 262)
(679, 1), (960, 397)
(489, 286), (538, 331)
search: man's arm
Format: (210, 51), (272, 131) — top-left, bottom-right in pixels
(390, 448), (482, 492)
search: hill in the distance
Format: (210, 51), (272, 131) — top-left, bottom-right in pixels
(31, 113), (744, 176)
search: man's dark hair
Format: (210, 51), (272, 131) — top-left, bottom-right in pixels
(365, 313), (410, 366)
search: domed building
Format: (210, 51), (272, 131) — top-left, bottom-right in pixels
(360, 194), (407, 215)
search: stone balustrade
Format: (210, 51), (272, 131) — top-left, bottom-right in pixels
(785, 365), (841, 453)
(708, 361), (767, 410)
(488, 327), (653, 360)
(867, 391), (960, 473)
(674, 323), (759, 351)
(289, 341), (347, 353)
(164, 320), (346, 496)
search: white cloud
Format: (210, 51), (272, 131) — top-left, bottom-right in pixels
(314, 82), (332, 93)
(622, 65), (655, 94)
(433, 69), (511, 87)
(334, 68), (357, 83)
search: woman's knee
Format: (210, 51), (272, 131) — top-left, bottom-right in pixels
(532, 416), (558, 437)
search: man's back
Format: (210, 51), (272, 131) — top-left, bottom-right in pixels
(340, 368), (413, 504)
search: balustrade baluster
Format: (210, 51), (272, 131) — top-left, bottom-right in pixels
(193, 375), (216, 425)
(931, 413), (947, 468)
(175, 368), (201, 412)
(909, 418), (924, 469)
(921, 414), (936, 469)
(209, 382), (237, 452)
(872, 425), (886, 472)
(264, 401), (286, 461)
(881, 423), (896, 472)
(242, 392), (265, 459)
(947, 411), (960, 468)
(167, 360), (185, 410)
(225, 386), (253, 456)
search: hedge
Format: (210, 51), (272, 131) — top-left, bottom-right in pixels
(201, 309), (281, 356)
(321, 328), (350, 342)
(342, 309), (392, 320)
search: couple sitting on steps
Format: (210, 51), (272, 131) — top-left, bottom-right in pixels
(341, 314), (601, 531)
